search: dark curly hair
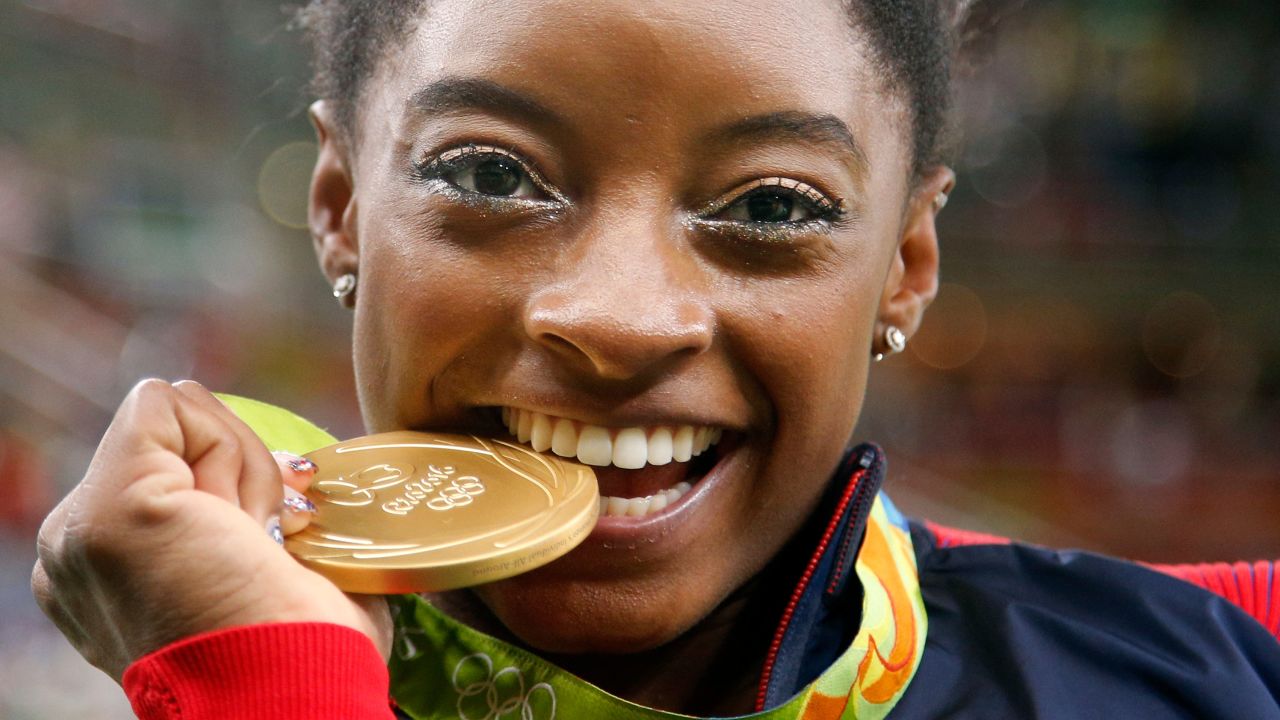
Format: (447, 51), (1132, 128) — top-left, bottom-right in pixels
(293, 0), (1006, 179)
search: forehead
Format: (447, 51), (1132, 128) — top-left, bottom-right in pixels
(364, 0), (908, 170)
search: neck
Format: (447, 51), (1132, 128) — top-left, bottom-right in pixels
(547, 572), (787, 716)
(430, 535), (812, 715)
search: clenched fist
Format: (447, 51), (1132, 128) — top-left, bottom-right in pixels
(31, 380), (391, 681)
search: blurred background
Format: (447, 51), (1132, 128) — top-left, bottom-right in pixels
(1, 0), (1277, 716)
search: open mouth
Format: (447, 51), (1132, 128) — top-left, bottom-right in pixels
(498, 406), (734, 519)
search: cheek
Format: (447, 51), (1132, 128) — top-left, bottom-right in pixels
(721, 261), (882, 438)
(727, 275), (879, 561)
(351, 217), (514, 430)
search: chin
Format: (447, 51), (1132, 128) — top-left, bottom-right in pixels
(473, 568), (698, 655)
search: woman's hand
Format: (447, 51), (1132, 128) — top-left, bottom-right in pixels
(30, 379), (392, 682)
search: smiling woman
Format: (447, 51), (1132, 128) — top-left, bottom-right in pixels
(28, 0), (1280, 719)
(303, 0), (948, 685)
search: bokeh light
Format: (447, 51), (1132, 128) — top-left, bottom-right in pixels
(3, 2), (1280, 713)
(257, 141), (317, 230)
(966, 123), (1048, 208)
(909, 283), (987, 370)
(1107, 399), (1195, 488)
(995, 296), (1097, 382)
(1142, 291), (1220, 378)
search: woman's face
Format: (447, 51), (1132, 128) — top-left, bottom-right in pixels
(311, 0), (944, 653)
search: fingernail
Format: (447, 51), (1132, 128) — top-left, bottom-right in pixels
(287, 457), (318, 473)
(283, 493), (317, 514)
(274, 451), (318, 474)
(267, 516), (283, 545)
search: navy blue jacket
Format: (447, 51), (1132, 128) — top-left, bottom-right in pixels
(761, 444), (1280, 718)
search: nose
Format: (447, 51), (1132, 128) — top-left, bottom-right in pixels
(523, 231), (714, 381)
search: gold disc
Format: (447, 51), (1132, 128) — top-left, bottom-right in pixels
(285, 431), (599, 594)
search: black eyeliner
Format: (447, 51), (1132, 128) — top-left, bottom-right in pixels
(409, 143), (567, 205)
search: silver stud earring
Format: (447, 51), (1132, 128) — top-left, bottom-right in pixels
(873, 325), (907, 362)
(932, 191), (949, 212)
(332, 273), (356, 307)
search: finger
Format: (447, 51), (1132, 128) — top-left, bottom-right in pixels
(100, 379), (246, 505)
(172, 381), (282, 523)
(266, 513), (284, 546)
(280, 485), (317, 535)
(274, 451), (318, 535)
(272, 451), (319, 493)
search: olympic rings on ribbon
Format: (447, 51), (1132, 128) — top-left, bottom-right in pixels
(452, 653), (557, 720)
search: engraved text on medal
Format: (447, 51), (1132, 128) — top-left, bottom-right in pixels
(315, 462), (485, 515)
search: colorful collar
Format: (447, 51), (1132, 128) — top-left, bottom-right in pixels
(217, 395), (927, 720)
(387, 470), (927, 720)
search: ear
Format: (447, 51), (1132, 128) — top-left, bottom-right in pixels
(308, 100), (359, 290)
(874, 165), (954, 355)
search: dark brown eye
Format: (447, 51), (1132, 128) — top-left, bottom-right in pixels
(470, 157), (523, 196)
(720, 187), (817, 224)
(420, 147), (547, 200)
(745, 191), (795, 223)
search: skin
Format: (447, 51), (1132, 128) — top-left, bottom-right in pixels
(311, 0), (950, 712)
(31, 380), (393, 680)
(33, 0), (951, 714)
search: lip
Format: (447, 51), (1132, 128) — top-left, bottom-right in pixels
(578, 433), (743, 548)
(468, 401), (751, 554)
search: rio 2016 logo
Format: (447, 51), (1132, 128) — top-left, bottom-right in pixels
(316, 462), (414, 507)
(314, 462), (485, 515)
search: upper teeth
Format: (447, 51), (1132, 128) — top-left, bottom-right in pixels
(501, 407), (722, 469)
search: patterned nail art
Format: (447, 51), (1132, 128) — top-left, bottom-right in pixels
(283, 494), (317, 513)
(287, 457), (318, 473)
(267, 517), (284, 545)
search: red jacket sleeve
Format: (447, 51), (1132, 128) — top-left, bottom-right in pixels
(123, 623), (395, 719)
(926, 521), (1280, 642)
(1144, 560), (1280, 640)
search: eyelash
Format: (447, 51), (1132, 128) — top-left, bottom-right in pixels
(410, 144), (564, 206)
(411, 144), (848, 234)
(696, 177), (847, 230)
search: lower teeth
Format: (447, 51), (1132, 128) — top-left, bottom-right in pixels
(600, 481), (693, 518)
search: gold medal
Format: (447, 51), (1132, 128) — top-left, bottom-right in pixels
(285, 431), (598, 594)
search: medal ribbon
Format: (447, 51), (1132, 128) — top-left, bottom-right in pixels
(388, 497), (926, 720)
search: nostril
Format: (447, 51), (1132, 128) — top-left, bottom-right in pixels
(537, 332), (583, 358)
(525, 288), (714, 379)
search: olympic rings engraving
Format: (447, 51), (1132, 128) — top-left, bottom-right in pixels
(452, 653), (557, 720)
(426, 476), (486, 511)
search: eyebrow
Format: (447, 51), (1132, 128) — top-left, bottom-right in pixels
(408, 77), (562, 127)
(409, 80), (866, 177)
(708, 111), (869, 176)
